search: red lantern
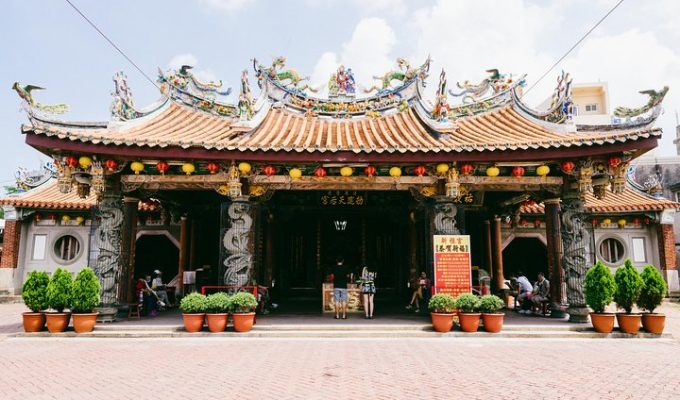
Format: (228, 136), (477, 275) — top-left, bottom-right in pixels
(156, 161), (169, 175)
(64, 156), (78, 168)
(519, 219), (527, 226)
(313, 167), (327, 177)
(534, 219), (542, 228)
(34, 213), (42, 222)
(592, 218), (598, 225)
(263, 165), (277, 176)
(206, 162), (220, 174)
(47, 213), (56, 221)
(104, 159), (118, 171)
(511, 166), (525, 177)
(560, 161), (575, 173)
(608, 156), (622, 167)
(460, 164), (474, 175)
(414, 165), (427, 177)
(643, 217), (651, 225)
(364, 165), (377, 177)
(632, 217), (641, 225)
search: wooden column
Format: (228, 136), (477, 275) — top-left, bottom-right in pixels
(484, 220), (493, 279)
(178, 216), (189, 296)
(544, 199), (566, 317)
(491, 216), (504, 291)
(189, 219), (197, 271)
(265, 213), (275, 285)
(120, 197), (139, 304)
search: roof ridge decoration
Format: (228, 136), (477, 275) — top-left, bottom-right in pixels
(431, 69), (450, 122)
(328, 65), (356, 100)
(254, 56), (319, 95)
(511, 70), (573, 124)
(14, 162), (56, 192)
(12, 82), (69, 116)
(363, 56), (431, 95)
(110, 71), (144, 121)
(158, 65), (237, 118)
(238, 69), (255, 120)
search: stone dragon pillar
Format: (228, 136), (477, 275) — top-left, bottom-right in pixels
(221, 199), (255, 286)
(560, 197), (591, 323)
(93, 190), (124, 310)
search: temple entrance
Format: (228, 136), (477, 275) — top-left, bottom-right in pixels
(134, 233), (179, 281)
(502, 237), (548, 282)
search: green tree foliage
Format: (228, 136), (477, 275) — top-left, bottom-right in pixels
(229, 292), (258, 313)
(205, 292), (231, 313)
(46, 268), (73, 313)
(70, 267), (101, 313)
(179, 293), (207, 314)
(613, 259), (644, 314)
(637, 265), (667, 313)
(453, 293), (481, 313)
(21, 271), (50, 312)
(584, 261), (617, 313)
(428, 294), (456, 313)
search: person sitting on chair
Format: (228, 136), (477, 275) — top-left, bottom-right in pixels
(406, 272), (431, 313)
(530, 272), (550, 313)
(152, 270), (172, 309)
(515, 271), (534, 314)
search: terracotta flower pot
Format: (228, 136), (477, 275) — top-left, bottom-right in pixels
(458, 312), (481, 333)
(72, 313), (98, 333)
(641, 313), (665, 334)
(481, 313), (505, 333)
(22, 312), (46, 333)
(182, 313), (205, 333)
(206, 313), (228, 333)
(430, 312), (455, 333)
(46, 313), (71, 333)
(616, 313), (641, 334)
(232, 312), (256, 333)
(590, 313), (615, 333)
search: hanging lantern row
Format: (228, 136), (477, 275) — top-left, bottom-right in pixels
(515, 219), (543, 228)
(592, 216), (651, 228)
(33, 213), (86, 225)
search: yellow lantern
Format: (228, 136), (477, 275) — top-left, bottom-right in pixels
(130, 161), (145, 175)
(536, 165), (550, 177)
(75, 216), (85, 225)
(238, 162), (252, 175)
(78, 156), (92, 169)
(436, 163), (450, 175)
(340, 166), (353, 177)
(61, 215), (71, 223)
(602, 218), (612, 225)
(617, 218), (627, 228)
(389, 167), (402, 177)
(486, 165), (500, 177)
(289, 168), (302, 180)
(182, 163), (196, 175)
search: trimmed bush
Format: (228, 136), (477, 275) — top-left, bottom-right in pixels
(613, 259), (644, 314)
(205, 292), (231, 314)
(478, 295), (504, 314)
(229, 292), (258, 313)
(70, 267), (101, 313)
(453, 293), (480, 313)
(180, 293), (207, 314)
(21, 271), (50, 312)
(428, 294), (456, 313)
(46, 268), (73, 313)
(637, 265), (667, 313)
(584, 261), (617, 313)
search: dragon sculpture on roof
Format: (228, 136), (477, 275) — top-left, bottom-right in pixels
(238, 70), (255, 120)
(613, 86), (669, 118)
(110, 71), (141, 121)
(12, 82), (69, 115)
(253, 56), (318, 93)
(449, 69), (515, 104)
(431, 69), (451, 122)
(161, 65), (231, 97)
(363, 56), (431, 94)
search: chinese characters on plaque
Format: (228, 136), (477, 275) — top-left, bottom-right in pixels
(433, 235), (472, 297)
(320, 193), (365, 206)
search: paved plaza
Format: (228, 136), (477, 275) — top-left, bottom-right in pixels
(0, 302), (679, 399)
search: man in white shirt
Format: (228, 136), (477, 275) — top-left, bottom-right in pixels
(515, 272), (534, 314)
(152, 270), (172, 308)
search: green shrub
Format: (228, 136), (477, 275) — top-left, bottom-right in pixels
(637, 265), (667, 313)
(46, 268), (73, 313)
(453, 293), (480, 313)
(205, 292), (231, 314)
(21, 271), (50, 312)
(230, 292), (258, 313)
(613, 259), (644, 314)
(70, 267), (101, 313)
(584, 261), (617, 313)
(478, 295), (504, 314)
(428, 294), (456, 313)
(180, 293), (207, 314)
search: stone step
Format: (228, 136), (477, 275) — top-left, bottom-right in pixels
(0, 295), (23, 304)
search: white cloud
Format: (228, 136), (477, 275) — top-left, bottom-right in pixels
(197, 0), (255, 13)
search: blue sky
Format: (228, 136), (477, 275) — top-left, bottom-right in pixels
(2, 0), (679, 189)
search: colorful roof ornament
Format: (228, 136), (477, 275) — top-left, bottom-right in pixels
(12, 82), (69, 115)
(157, 65), (236, 118)
(363, 56), (431, 95)
(449, 68), (515, 103)
(512, 70), (573, 124)
(238, 70), (255, 120)
(110, 71), (141, 121)
(328, 65), (356, 99)
(253, 56), (318, 95)
(431, 69), (450, 122)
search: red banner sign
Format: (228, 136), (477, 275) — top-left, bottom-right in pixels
(433, 235), (472, 297)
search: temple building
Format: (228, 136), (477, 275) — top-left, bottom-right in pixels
(1, 57), (677, 321)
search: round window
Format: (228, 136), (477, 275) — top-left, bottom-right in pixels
(53, 235), (81, 263)
(598, 237), (624, 264)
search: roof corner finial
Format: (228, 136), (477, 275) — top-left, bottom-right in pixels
(110, 71), (138, 121)
(613, 86), (669, 119)
(431, 69), (450, 122)
(238, 69), (254, 120)
(12, 82), (69, 115)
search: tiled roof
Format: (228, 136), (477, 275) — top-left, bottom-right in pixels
(24, 101), (661, 154)
(520, 187), (679, 214)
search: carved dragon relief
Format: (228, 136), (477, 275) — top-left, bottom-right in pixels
(560, 201), (590, 308)
(434, 202), (460, 235)
(93, 194), (124, 305)
(222, 202), (254, 286)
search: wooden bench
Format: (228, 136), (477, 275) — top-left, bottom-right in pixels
(128, 303), (142, 320)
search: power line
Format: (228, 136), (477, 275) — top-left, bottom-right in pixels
(63, 0), (160, 90)
(522, 0), (625, 97)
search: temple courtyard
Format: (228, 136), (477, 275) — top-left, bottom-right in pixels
(1, 302), (679, 399)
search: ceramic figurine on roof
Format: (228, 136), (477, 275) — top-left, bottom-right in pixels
(161, 65), (231, 97)
(15, 162), (56, 192)
(449, 69), (515, 103)
(238, 70), (254, 120)
(12, 82), (69, 115)
(614, 86), (669, 118)
(328, 65), (356, 99)
(431, 69), (450, 122)
(110, 72), (140, 121)
(253, 56), (318, 94)
(158, 65), (237, 118)
(363, 56), (431, 94)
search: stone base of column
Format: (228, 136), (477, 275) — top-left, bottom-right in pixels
(567, 306), (590, 323)
(550, 303), (568, 318)
(95, 306), (118, 323)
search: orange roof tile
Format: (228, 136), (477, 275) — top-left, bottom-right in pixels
(520, 188), (679, 214)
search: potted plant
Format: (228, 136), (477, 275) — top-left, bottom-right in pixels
(454, 293), (481, 332)
(613, 259), (644, 334)
(46, 268), (73, 333)
(21, 271), (50, 332)
(230, 292), (258, 333)
(180, 292), (207, 333)
(428, 294), (456, 333)
(638, 265), (667, 334)
(205, 292), (231, 333)
(584, 261), (617, 333)
(70, 267), (101, 333)
(478, 294), (505, 333)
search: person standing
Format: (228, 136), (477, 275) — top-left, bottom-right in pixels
(515, 271), (534, 314)
(332, 258), (349, 319)
(358, 266), (377, 319)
